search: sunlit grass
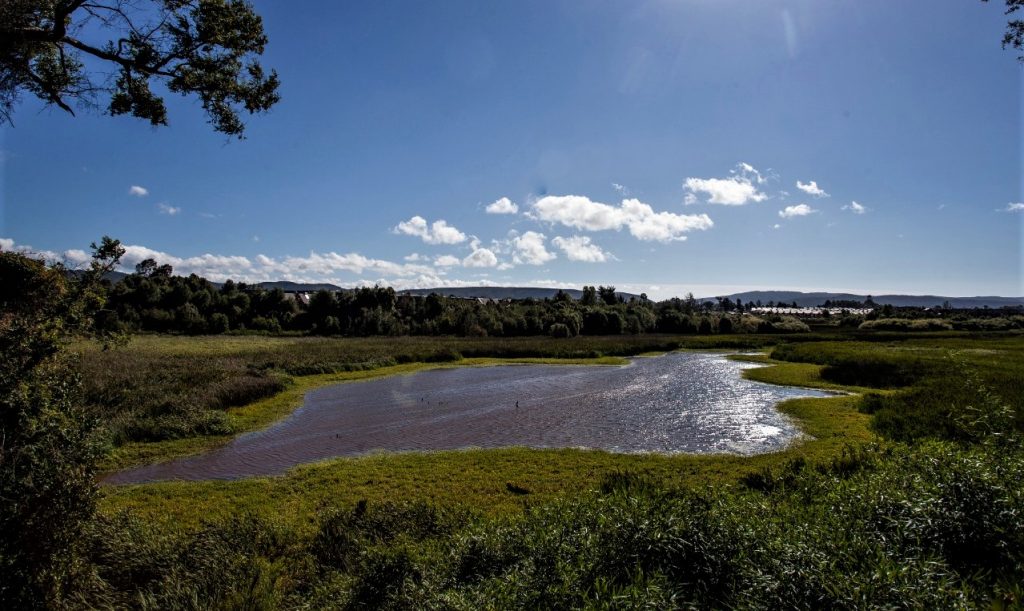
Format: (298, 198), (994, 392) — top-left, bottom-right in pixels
(101, 356), (629, 470)
(99, 352), (874, 531)
(98, 333), (1024, 540)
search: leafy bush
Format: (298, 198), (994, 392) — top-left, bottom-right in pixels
(859, 318), (953, 331)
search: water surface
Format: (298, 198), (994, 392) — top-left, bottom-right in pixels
(106, 352), (829, 484)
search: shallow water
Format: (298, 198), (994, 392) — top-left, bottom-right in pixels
(105, 352), (830, 484)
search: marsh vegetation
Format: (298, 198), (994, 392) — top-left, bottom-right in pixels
(80, 332), (1024, 608)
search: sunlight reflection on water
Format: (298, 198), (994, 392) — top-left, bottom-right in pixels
(106, 352), (830, 483)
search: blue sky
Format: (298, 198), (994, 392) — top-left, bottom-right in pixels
(1, 0), (1021, 298)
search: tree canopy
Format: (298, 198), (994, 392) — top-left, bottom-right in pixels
(0, 0), (280, 136)
(985, 0), (1024, 61)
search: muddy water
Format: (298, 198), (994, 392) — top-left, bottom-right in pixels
(105, 352), (830, 484)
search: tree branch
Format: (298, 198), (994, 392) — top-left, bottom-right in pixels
(61, 36), (177, 78)
(24, 70), (75, 116)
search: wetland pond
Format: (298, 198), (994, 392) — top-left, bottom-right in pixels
(106, 352), (830, 484)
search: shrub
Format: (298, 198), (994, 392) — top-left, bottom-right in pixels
(548, 323), (571, 338)
(859, 318), (953, 332)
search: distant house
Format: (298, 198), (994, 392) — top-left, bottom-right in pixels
(749, 306), (873, 317)
(285, 291), (311, 306)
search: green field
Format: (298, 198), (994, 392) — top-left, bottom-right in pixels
(82, 332), (1024, 607)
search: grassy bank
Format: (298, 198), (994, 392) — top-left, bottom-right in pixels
(83, 330), (969, 469)
(81, 334), (744, 463)
(99, 342), (876, 529)
(102, 356), (628, 470)
(81, 333), (1024, 607)
(101, 389), (873, 530)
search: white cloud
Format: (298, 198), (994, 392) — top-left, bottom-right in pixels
(485, 197), (518, 214)
(463, 248), (498, 268)
(64, 249), (91, 265)
(552, 235), (610, 262)
(683, 162), (769, 206)
(531, 195), (713, 242)
(393, 216), (467, 244)
(157, 203), (181, 215)
(796, 180), (829, 197)
(276, 252), (435, 278)
(612, 183), (629, 196)
(404, 253), (425, 262)
(772, 224), (781, 230)
(1005, 202), (1024, 212)
(112, 242), (440, 283)
(736, 162), (766, 183)
(434, 254), (461, 267)
(0, 238), (63, 263)
(128, 185), (149, 197)
(0, 238), (526, 290)
(843, 201), (867, 214)
(778, 204), (816, 218)
(512, 231), (556, 265)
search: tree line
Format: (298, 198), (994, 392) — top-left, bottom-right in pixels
(98, 260), (813, 337)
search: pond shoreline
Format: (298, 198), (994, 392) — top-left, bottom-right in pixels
(103, 351), (833, 485)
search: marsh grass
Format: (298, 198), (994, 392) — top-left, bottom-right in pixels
(81, 333), (1024, 607)
(86, 438), (1023, 609)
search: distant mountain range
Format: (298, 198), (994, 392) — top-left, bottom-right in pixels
(255, 280), (343, 292)
(697, 291), (1024, 309)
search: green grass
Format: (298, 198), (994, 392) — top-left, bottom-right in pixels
(97, 333), (1021, 531)
(83, 333), (1024, 608)
(733, 352), (886, 395)
(101, 356), (628, 470)
(99, 352), (874, 531)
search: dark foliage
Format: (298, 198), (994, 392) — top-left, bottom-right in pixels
(0, 0), (279, 136)
(0, 239), (122, 606)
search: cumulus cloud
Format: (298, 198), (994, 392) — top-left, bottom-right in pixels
(796, 180), (829, 197)
(463, 248), (499, 268)
(512, 231), (555, 265)
(552, 235), (610, 262)
(113, 243), (438, 283)
(434, 254), (461, 267)
(843, 201), (867, 214)
(128, 185), (149, 197)
(683, 162), (768, 206)
(393, 216), (467, 244)
(1004, 202), (1024, 212)
(778, 204), (816, 218)
(158, 203), (181, 215)
(64, 249), (91, 265)
(0, 238), (531, 291)
(0, 237), (66, 263)
(531, 195), (713, 242)
(485, 197), (518, 214)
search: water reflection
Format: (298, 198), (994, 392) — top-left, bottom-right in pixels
(106, 352), (830, 484)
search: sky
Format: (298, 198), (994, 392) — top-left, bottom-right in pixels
(1, 0), (1022, 299)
